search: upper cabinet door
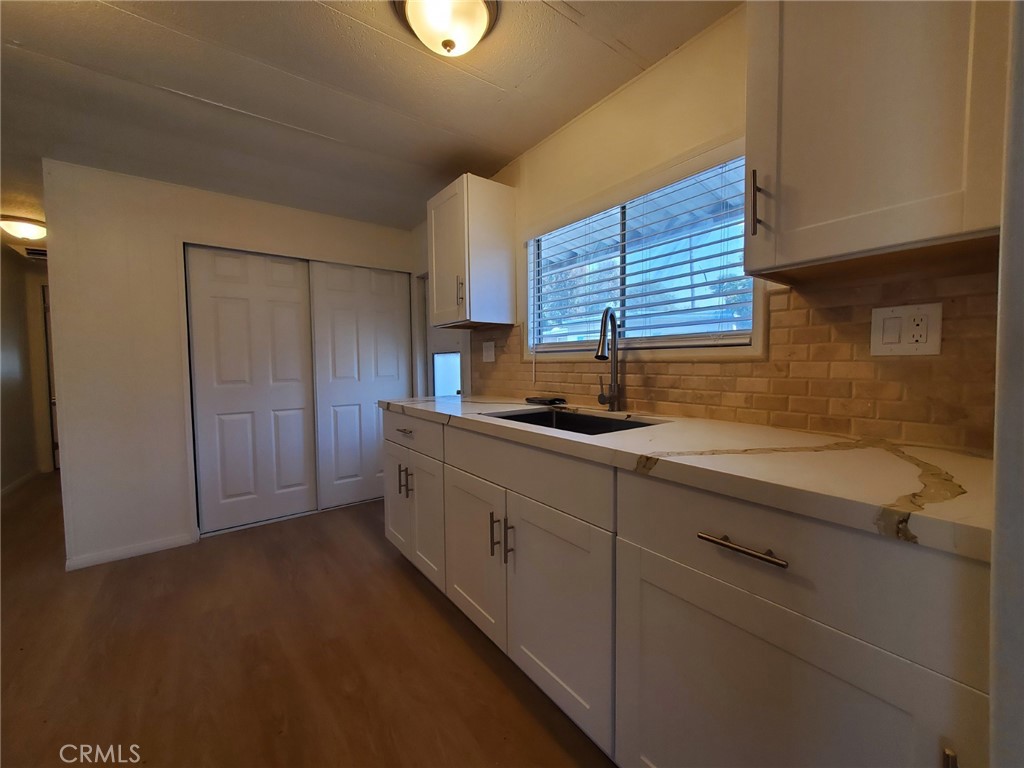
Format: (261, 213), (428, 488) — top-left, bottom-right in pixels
(745, 1), (1010, 276)
(428, 173), (515, 328)
(429, 175), (469, 326)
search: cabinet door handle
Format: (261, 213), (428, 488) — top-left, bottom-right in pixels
(404, 471), (414, 499)
(749, 168), (764, 237)
(397, 464), (407, 496)
(942, 748), (959, 768)
(456, 275), (464, 306)
(697, 531), (788, 569)
(489, 511), (501, 557)
(395, 428), (414, 437)
(502, 516), (514, 564)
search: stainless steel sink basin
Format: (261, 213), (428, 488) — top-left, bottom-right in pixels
(488, 408), (660, 436)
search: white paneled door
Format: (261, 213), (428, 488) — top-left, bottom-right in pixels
(311, 262), (411, 509)
(187, 247), (317, 532)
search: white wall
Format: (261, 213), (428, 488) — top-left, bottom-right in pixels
(43, 160), (417, 569)
(479, 5), (749, 354)
(494, 7), (746, 243)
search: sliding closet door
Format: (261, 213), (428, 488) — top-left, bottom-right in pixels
(187, 247), (317, 532)
(311, 262), (411, 508)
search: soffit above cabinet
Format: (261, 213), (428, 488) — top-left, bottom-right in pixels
(0, 1), (737, 230)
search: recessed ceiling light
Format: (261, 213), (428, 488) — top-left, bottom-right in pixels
(0, 216), (47, 241)
(392, 0), (498, 57)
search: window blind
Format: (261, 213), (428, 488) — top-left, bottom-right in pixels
(529, 156), (752, 351)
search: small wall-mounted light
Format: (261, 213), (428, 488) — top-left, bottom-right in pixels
(392, 0), (498, 57)
(0, 216), (47, 241)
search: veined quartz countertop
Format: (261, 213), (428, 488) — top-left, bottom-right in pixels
(379, 396), (994, 563)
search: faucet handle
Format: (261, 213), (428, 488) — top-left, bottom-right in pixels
(597, 376), (610, 405)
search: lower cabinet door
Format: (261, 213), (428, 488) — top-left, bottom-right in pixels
(506, 493), (614, 755)
(444, 466), (507, 651)
(407, 451), (445, 590)
(382, 440), (411, 557)
(615, 538), (988, 768)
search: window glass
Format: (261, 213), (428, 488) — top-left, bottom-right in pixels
(530, 157), (752, 351)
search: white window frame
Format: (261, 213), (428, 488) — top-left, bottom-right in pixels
(521, 142), (767, 363)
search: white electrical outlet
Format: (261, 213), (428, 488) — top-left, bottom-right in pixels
(908, 314), (928, 344)
(482, 341), (496, 363)
(871, 303), (942, 356)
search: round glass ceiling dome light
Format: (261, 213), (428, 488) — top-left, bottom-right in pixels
(397, 0), (498, 57)
(0, 216), (47, 241)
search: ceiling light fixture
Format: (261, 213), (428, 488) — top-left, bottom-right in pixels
(392, 0), (498, 57)
(0, 216), (47, 241)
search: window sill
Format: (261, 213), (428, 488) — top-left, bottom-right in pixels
(519, 280), (768, 363)
(519, 342), (766, 364)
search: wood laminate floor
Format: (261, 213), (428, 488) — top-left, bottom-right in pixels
(1, 473), (614, 768)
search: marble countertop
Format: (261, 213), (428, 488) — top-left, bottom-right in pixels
(379, 396), (994, 563)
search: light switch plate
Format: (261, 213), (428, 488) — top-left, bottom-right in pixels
(870, 303), (942, 356)
(482, 341), (496, 362)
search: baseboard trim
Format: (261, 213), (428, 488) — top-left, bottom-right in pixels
(1, 470), (39, 497)
(65, 532), (198, 571)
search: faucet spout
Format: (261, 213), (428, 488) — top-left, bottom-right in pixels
(595, 308), (620, 411)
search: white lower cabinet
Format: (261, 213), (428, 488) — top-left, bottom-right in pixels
(383, 439), (445, 590)
(443, 466), (508, 651)
(506, 492), (614, 754)
(383, 440), (412, 554)
(382, 411), (988, 767)
(441, 465), (615, 753)
(615, 538), (988, 768)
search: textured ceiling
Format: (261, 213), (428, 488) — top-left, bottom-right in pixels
(0, 0), (738, 234)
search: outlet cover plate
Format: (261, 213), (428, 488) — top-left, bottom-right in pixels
(870, 303), (942, 356)
(482, 341), (496, 363)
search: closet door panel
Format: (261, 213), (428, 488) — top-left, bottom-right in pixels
(188, 247), (317, 532)
(312, 263), (411, 508)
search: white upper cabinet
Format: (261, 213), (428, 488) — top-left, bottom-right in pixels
(428, 174), (516, 328)
(745, 1), (1011, 277)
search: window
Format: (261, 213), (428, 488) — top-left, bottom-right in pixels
(529, 157), (752, 352)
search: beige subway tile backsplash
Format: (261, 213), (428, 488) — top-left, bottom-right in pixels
(471, 267), (999, 455)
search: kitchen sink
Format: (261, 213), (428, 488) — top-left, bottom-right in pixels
(489, 408), (660, 436)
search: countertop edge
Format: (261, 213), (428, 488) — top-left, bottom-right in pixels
(379, 399), (992, 563)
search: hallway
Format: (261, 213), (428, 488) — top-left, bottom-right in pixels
(1, 474), (613, 768)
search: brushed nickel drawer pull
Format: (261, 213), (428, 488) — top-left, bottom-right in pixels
(749, 168), (764, 237)
(395, 428), (414, 436)
(489, 511), (501, 557)
(697, 532), (789, 569)
(502, 516), (514, 564)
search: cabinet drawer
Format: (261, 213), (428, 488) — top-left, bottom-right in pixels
(445, 427), (614, 531)
(382, 411), (444, 460)
(617, 471), (989, 692)
(616, 538), (987, 768)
